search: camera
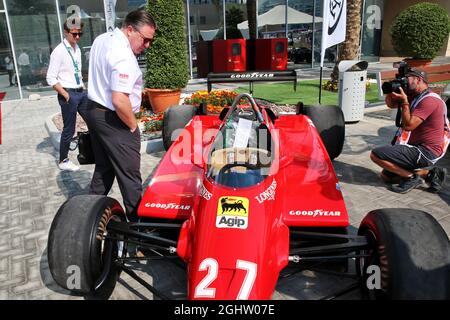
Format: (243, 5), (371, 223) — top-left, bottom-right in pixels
(381, 61), (409, 94)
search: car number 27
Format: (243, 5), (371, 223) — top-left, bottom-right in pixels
(194, 258), (257, 299)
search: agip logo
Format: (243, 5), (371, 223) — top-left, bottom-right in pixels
(216, 196), (249, 229)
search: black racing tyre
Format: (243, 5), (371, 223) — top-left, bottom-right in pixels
(162, 105), (197, 150)
(357, 208), (450, 300)
(47, 195), (125, 299)
(302, 105), (345, 160)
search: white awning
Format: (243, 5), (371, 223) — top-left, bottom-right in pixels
(237, 5), (322, 30)
(200, 29), (219, 41)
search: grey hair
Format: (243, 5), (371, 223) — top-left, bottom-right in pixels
(122, 9), (157, 31)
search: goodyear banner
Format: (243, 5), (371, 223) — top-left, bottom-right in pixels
(320, 0), (347, 67)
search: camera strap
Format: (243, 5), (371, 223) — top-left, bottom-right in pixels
(393, 91), (450, 164)
(395, 107), (402, 128)
(395, 89), (431, 127)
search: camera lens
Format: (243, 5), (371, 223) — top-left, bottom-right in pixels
(392, 82), (401, 93)
(382, 81), (393, 94)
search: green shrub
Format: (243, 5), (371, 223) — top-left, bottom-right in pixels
(390, 2), (450, 59)
(145, 0), (189, 89)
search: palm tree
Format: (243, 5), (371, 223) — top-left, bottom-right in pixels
(226, 6), (246, 39)
(246, 0), (257, 39)
(211, 0), (223, 21)
(330, 0), (363, 83)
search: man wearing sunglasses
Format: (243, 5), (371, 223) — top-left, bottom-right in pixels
(85, 9), (156, 222)
(47, 19), (87, 172)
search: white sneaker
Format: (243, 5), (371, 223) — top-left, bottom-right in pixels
(58, 159), (80, 171)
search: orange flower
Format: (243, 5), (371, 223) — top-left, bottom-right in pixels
(185, 90), (237, 112)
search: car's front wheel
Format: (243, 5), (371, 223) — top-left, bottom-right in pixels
(47, 195), (125, 299)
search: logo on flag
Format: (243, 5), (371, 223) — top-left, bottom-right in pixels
(320, 0), (347, 67)
(328, 0), (345, 35)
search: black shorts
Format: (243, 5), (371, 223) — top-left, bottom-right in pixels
(372, 144), (436, 170)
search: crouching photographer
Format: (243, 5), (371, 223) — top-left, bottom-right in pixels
(370, 65), (449, 193)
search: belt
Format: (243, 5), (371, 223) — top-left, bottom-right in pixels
(64, 87), (84, 93)
(89, 100), (114, 112)
(95, 105), (114, 112)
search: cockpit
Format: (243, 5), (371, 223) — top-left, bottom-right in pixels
(207, 94), (274, 188)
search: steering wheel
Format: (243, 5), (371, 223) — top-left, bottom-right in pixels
(218, 163), (260, 177)
(230, 93), (264, 123)
(210, 147), (271, 172)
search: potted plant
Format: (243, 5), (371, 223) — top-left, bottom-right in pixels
(145, 0), (189, 113)
(390, 2), (450, 67)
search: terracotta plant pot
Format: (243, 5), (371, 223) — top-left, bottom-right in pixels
(145, 88), (181, 114)
(403, 58), (432, 68)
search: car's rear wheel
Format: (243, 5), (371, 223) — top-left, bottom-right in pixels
(357, 208), (450, 299)
(47, 195), (125, 299)
(301, 105), (345, 160)
(162, 105), (197, 150)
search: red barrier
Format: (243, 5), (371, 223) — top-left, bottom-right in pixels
(254, 38), (288, 71)
(0, 92), (5, 145)
(212, 39), (246, 73)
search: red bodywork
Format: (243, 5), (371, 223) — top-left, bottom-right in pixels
(137, 108), (348, 300)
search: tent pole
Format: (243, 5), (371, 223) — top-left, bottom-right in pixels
(223, 0), (226, 40)
(319, 66), (323, 104)
(311, 0), (316, 69)
(285, 0), (288, 39)
(256, 0), (258, 39)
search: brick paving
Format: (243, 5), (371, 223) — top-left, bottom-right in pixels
(0, 96), (448, 300)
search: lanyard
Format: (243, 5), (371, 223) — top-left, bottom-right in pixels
(64, 44), (81, 85)
(410, 88), (431, 112)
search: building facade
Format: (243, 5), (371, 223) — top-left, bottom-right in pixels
(0, 0), (449, 101)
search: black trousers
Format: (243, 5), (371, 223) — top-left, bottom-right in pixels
(85, 99), (142, 218)
(58, 90), (88, 162)
(7, 70), (14, 85)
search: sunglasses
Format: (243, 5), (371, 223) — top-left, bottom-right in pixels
(133, 28), (154, 45)
(70, 32), (83, 37)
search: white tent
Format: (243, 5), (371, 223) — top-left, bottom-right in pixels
(79, 9), (92, 19)
(200, 29), (220, 41)
(237, 5), (322, 30)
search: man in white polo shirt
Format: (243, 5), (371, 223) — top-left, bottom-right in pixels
(47, 19), (87, 171)
(85, 9), (156, 221)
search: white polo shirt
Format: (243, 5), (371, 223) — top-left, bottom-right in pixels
(46, 39), (83, 89)
(88, 28), (142, 113)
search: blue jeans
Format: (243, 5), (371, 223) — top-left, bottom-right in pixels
(58, 90), (88, 162)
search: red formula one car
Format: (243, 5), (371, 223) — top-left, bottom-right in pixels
(48, 93), (450, 300)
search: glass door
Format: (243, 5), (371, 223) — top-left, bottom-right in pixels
(6, 0), (61, 99)
(0, 11), (20, 100)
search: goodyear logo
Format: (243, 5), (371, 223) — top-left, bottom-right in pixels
(216, 196), (249, 229)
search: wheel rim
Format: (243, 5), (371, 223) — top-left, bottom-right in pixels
(97, 207), (123, 266)
(90, 205), (124, 290)
(358, 229), (388, 300)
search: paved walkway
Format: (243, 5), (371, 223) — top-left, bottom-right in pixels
(0, 93), (449, 299)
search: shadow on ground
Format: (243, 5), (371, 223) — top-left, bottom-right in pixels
(333, 160), (382, 188)
(55, 169), (92, 198)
